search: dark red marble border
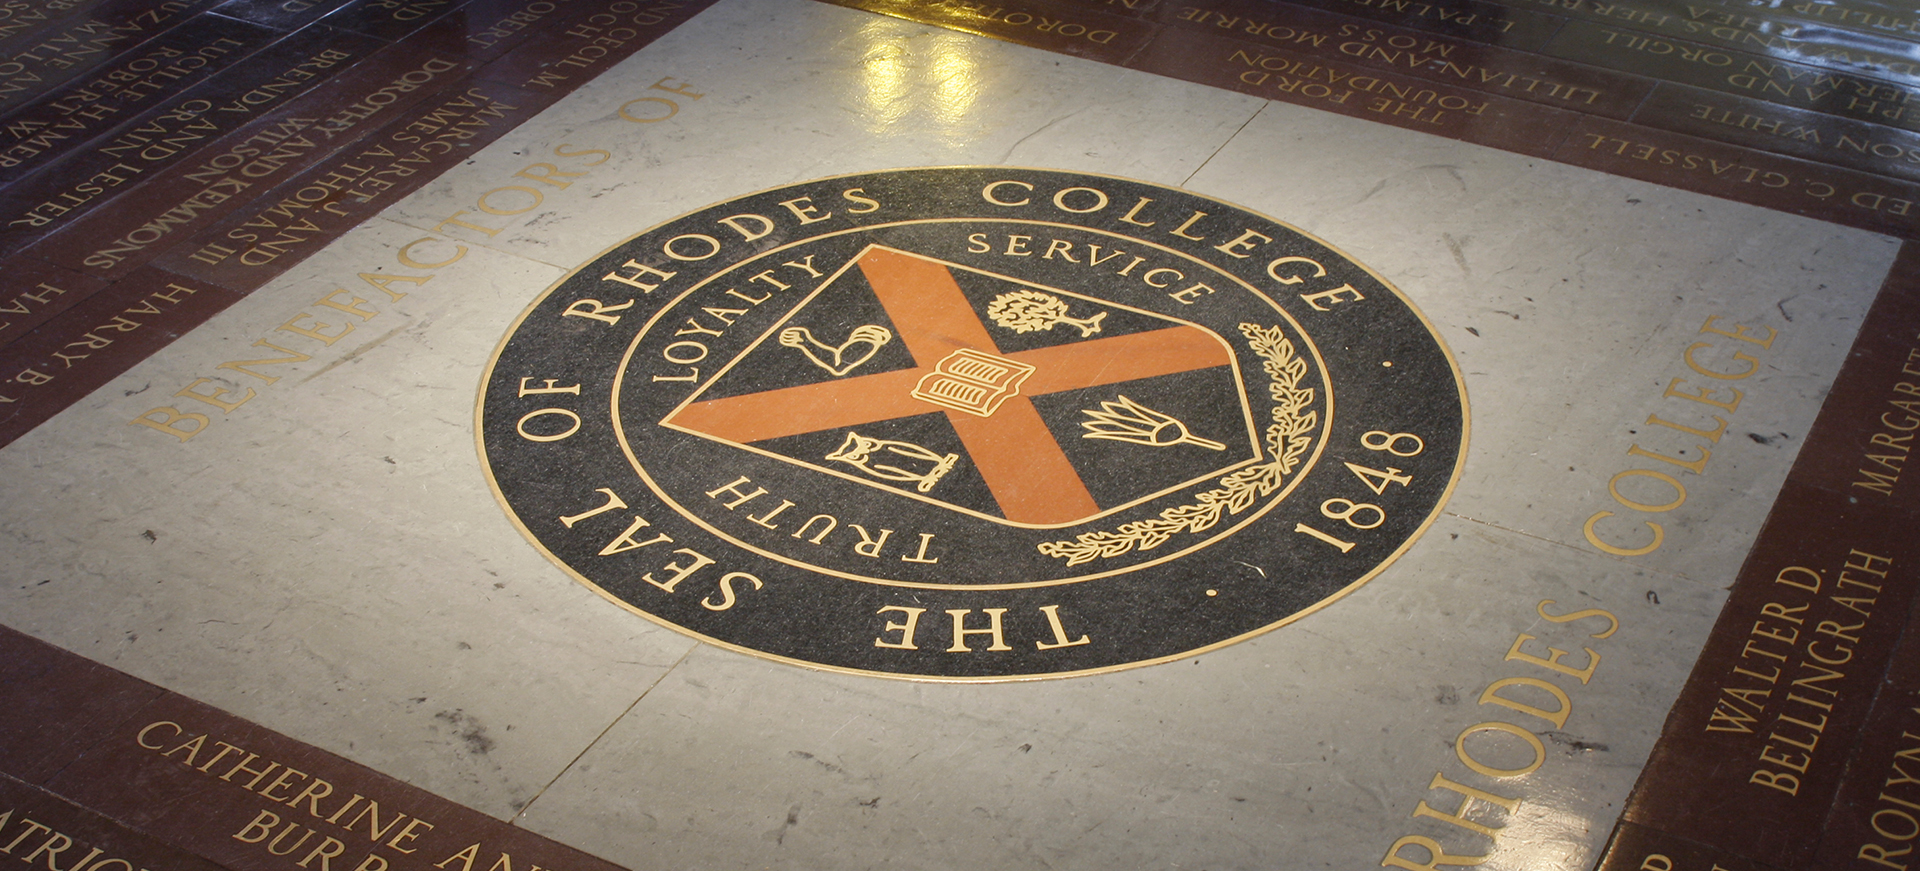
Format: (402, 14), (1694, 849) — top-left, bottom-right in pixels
(0, 266), (241, 445)
(0, 773), (235, 871)
(0, 25), (391, 255)
(0, 624), (629, 871)
(0, 0), (229, 115)
(0, 625), (164, 784)
(0, 0), (717, 447)
(1620, 477), (1920, 865)
(1594, 819), (1786, 871)
(1596, 242), (1920, 870)
(1812, 574), (1920, 868)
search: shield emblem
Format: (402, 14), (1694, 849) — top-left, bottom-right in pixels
(662, 245), (1260, 526)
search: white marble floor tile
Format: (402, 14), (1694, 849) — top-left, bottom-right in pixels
(514, 514), (1709, 869)
(376, 0), (1266, 269)
(1188, 105), (1897, 581)
(0, 220), (698, 817)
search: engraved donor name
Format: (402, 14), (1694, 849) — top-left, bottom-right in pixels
(1850, 334), (1920, 499)
(134, 720), (571, 871)
(1708, 551), (1895, 800)
(0, 806), (158, 871)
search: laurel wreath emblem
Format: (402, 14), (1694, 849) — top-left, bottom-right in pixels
(1036, 323), (1319, 565)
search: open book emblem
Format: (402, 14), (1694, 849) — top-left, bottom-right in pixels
(910, 349), (1036, 418)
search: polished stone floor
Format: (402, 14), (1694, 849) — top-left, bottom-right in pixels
(1, 0), (1917, 868)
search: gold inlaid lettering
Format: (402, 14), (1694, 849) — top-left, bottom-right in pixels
(558, 488), (627, 528)
(701, 572), (763, 611)
(598, 516), (670, 556)
(874, 606), (926, 649)
(1035, 604), (1090, 650)
(641, 548), (715, 592)
(945, 608), (1012, 652)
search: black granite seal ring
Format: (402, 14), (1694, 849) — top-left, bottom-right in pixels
(478, 167), (1466, 680)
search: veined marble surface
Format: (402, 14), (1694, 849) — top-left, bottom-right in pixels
(0, 0), (1898, 867)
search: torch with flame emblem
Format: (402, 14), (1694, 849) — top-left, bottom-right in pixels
(1079, 395), (1226, 451)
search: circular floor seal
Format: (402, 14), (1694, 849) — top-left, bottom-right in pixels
(479, 167), (1466, 680)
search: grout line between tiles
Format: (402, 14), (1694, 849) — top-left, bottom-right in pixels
(508, 640), (701, 827)
(1439, 509), (1711, 585)
(371, 216), (578, 273)
(1181, 102), (1270, 191)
